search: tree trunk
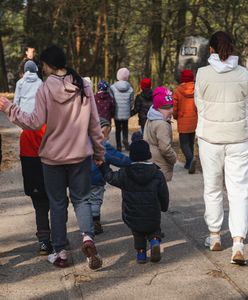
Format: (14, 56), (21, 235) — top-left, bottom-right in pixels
(86, 2), (104, 74)
(151, 0), (162, 86)
(103, 0), (110, 81)
(0, 34), (9, 92)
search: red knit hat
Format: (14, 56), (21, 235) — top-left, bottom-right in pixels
(140, 78), (151, 90)
(180, 69), (194, 83)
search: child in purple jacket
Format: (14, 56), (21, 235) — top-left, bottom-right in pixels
(95, 80), (115, 123)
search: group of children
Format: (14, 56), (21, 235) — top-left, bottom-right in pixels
(12, 57), (197, 266)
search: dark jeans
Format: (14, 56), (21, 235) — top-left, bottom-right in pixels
(132, 229), (161, 250)
(179, 132), (195, 168)
(114, 119), (129, 148)
(42, 157), (94, 252)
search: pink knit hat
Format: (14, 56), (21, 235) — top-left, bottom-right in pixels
(117, 68), (130, 81)
(153, 86), (173, 110)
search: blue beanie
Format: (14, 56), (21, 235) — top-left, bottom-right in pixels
(98, 80), (109, 91)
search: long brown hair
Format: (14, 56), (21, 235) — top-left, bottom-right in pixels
(209, 31), (234, 61)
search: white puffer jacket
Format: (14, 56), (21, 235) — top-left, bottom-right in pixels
(110, 80), (134, 120)
(195, 54), (248, 144)
(14, 71), (43, 113)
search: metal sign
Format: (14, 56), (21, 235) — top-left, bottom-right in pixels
(181, 46), (197, 56)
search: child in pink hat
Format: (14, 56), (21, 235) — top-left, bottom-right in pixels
(144, 86), (177, 182)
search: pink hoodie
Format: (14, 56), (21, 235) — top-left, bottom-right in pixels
(6, 75), (104, 165)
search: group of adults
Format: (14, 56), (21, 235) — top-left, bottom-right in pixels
(0, 30), (248, 266)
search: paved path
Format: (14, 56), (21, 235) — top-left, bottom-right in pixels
(0, 113), (247, 299)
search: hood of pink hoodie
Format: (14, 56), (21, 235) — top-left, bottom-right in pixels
(45, 74), (79, 103)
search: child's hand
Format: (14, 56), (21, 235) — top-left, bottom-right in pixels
(95, 159), (104, 167)
(0, 97), (11, 111)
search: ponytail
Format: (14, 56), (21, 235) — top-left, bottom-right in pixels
(209, 31), (234, 61)
(66, 67), (85, 100)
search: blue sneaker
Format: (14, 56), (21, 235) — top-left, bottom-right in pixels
(150, 238), (161, 262)
(136, 250), (147, 264)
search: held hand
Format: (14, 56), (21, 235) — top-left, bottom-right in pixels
(0, 97), (10, 112)
(95, 159), (104, 167)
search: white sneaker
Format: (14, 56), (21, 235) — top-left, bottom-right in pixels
(48, 249), (68, 268)
(231, 242), (246, 265)
(204, 235), (222, 251)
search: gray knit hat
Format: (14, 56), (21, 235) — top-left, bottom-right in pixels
(24, 60), (38, 73)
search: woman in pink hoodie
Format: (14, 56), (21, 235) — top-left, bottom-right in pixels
(0, 46), (104, 270)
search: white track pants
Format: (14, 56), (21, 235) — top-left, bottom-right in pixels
(198, 138), (248, 238)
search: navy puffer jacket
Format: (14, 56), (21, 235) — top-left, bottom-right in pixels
(99, 162), (169, 233)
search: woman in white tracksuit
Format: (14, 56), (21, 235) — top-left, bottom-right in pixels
(195, 31), (248, 265)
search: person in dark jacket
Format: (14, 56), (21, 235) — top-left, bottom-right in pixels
(95, 80), (115, 123)
(131, 78), (153, 133)
(99, 133), (169, 264)
(90, 118), (131, 234)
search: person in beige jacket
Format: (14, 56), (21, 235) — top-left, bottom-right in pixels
(144, 86), (177, 182)
(195, 31), (248, 265)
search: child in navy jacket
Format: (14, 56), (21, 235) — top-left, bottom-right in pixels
(99, 133), (169, 264)
(90, 118), (131, 234)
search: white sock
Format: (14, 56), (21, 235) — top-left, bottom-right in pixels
(82, 234), (93, 243)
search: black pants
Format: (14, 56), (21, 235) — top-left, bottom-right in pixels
(114, 119), (129, 148)
(20, 156), (50, 241)
(132, 229), (161, 250)
(31, 195), (50, 241)
(179, 132), (195, 168)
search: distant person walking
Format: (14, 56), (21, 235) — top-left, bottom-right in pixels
(131, 78), (153, 133)
(173, 69), (197, 174)
(94, 80), (115, 124)
(144, 87), (177, 182)
(0, 45), (104, 270)
(195, 31), (248, 265)
(14, 60), (51, 255)
(110, 68), (134, 151)
(18, 45), (41, 79)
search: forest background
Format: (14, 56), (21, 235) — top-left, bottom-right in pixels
(1, 0), (248, 93)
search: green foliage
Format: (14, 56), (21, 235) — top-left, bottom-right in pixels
(1, 0), (248, 92)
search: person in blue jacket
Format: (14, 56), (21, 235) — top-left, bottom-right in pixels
(90, 118), (131, 234)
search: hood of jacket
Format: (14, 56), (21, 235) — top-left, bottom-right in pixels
(176, 82), (195, 98)
(45, 74), (79, 104)
(140, 88), (153, 100)
(22, 71), (40, 83)
(126, 163), (158, 184)
(147, 105), (164, 121)
(208, 54), (239, 73)
(113, 80), (131, 92)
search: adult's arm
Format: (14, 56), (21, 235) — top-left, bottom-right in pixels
(0, 85), (46, 130)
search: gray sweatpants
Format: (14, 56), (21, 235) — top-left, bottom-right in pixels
(42, 157), (94, 252)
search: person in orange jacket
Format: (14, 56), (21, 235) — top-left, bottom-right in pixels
(173, 69), (197, 174)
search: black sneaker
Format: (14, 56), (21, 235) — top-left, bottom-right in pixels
(39, 240), (53, 255)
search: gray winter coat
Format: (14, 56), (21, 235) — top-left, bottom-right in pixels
(110, 80), (134, 120)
